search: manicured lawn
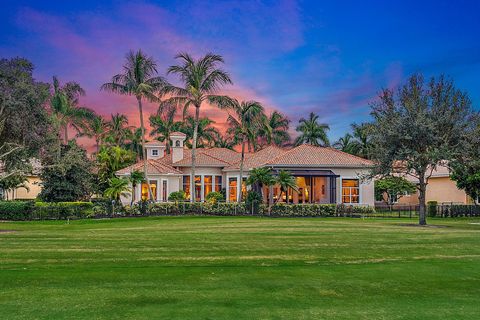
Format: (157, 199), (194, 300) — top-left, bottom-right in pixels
(1, 216), (480, 319)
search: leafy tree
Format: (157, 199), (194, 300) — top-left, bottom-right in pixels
(258, 111), (290, 147)
(50, 76), (95, 144)
(149, 103), (183, 154)
(374, 176), (417, 205)
(450, 121), (480, 203)
(294, 112), (330, 146)
(213, 132), (235, 150)
(350, 123), (373, 159)
(0, 58), (51, 181)
(96, 146), (136, 192)
(124, 127), (144, 160)
(162, 53), (232, 202)
(101, 49), (165, 201)
(217, 98), (265, 201)
(368, 74), (476, 225)
(275, 170), (298, 203)
(39, 141), (94, 202)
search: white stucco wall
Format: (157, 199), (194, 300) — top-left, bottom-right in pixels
(331, 167), (374, 207)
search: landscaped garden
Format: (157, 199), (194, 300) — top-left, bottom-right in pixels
(1, 216), (479, 319)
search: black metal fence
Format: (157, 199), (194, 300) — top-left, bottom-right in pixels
(374, 203), (480, 218)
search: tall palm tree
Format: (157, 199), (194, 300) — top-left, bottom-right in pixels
(182, 116), (220, 148)
(218, 98), (265, 201)
(246, 167), (276, 200)
(333, 133), (357, 154)
(259, 111), (290, 147)
(125, 127), (144, 160)
(294, 112), (330, 147)
(101, 50), (165, 201)
(161, 53), (232, 202)
(351, 122), (373, 159)
(149, 103), (183, 154)
(106, 113), (131, 147)
(50, 76), (95, 144)
(80, 115), (109, 153)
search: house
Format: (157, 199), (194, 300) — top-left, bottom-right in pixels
(396, 165), (475, 205)
(0, 159), (42, 200)
(117, 132), (375, 205)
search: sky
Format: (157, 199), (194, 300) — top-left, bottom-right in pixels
(1, 0), (479, 147)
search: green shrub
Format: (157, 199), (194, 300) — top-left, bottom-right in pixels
(33, 202), (94, 219)
(205, 191), (224, 204)
(427, 201), (438, 217)
(336, 204), (376, 216)
(269, 203), (336, 217)
(0, 200), (35, 220)
(168, 191), (186, 202)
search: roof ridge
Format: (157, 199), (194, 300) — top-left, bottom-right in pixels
(264, 144), (296, 165)
(323, 146), (373, 163)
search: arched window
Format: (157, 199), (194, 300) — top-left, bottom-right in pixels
(175, 140), (181, 147)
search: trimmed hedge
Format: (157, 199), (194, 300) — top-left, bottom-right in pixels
(0, 201), (35, 220)
(269, 203), (336, 217)
(34, 202), (94, 220)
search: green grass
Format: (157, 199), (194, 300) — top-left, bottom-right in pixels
(1, 216), (480, 319)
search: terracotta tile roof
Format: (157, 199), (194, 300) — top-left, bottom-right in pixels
(267, 144), (373, 167)
(116, 159), (182, 175)
(223, 145), (286, 171)
(201, 148), (242, 165)
(144, 141), (165, 146)
(173, 152), (230, 167)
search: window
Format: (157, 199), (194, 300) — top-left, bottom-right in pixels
(152, 149), (159, 156)
(204, 175), (213, 199)
(162, 180), (168, 202)
(195, 176), (201, 202)
(241, 177), (247, 199)
(215, 176), (222, 192)
(175, 140), (180, 147)
(182, 176), (190, 200)
(141, 180), (157, 201)
(229, 177), (237, 202)
(342, 179), (359, 204)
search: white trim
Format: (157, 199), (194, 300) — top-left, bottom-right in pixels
(340, 177), (362, 204)
(161, 179), (168, 202)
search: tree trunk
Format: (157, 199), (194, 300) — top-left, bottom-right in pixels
(418, 176), (427, 225)
(96, 138), (100, 154)
(64, 125), (68, 144)
(137, 97), (154, 202)
(238, 135), (246, 202)
(190, 105), (200, 202)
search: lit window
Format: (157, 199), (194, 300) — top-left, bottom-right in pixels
(204, 176), (213, 199)
(229, 177), (237, 202)
(182, 176), (190, 200)
(195, 176), (201, 202)
(342, 179), (359, 204)
(141, 181), (157, 201)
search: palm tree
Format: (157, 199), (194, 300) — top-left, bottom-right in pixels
(161, 53), (232, 202)
(128, 170), (144, 204)
(218, 98), (265, 201)
(351, 122), (373, 159)
(333, 133), (356, 154)
(104, 177), (131, 213)
(149, 103), (183, 154)
(80, 115), (109, 153)
(125, 127), (144, 160)
(182, 116), (220, 148)
(50, 76), (95, 144)
(259, 111), (290, 147)
(294, 112), (330, 146)
(246, 167), (276, 200)
(101, 50), (165, 201)
(275, 170), (298, 203)
(213, 132), (235, 150)
(106, 113), (131, 147)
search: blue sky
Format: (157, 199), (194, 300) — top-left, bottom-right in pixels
(1, 0), (479, 142)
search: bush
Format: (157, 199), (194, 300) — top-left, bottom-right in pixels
(427, 201), (438, 217)
(34, 202), (95, 219)
(0, 200), (35, 220)
(269, 203), (336, 217)
(336, 204), (376, 216)
(205, 191), (224, 204)
(245, 191), (262, 215)
(168, 191), (186, 202)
